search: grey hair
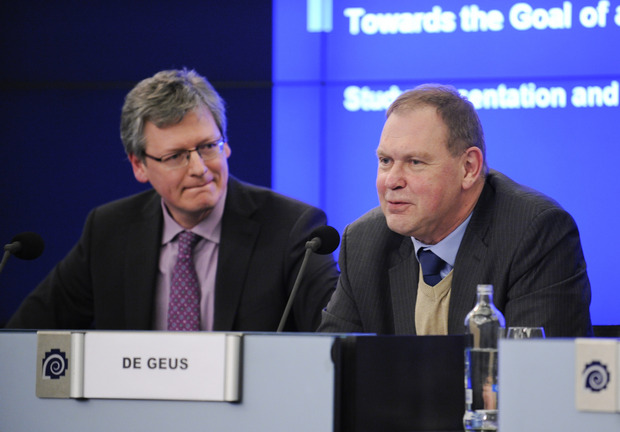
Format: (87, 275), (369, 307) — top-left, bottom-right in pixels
(387, 84), (487, 173)
(120, 68), (227, 157)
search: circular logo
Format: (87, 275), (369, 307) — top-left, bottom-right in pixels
(582, 360), (610, 392)
(42, 349), (68, 380)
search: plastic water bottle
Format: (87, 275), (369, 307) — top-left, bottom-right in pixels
(463, 284), (506, 431)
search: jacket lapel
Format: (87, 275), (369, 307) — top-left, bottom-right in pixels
(390, 237), (418, 334)
(212, 178), (260, 330)
(123, 191), (162, 329)
(449, 178), (494, 334)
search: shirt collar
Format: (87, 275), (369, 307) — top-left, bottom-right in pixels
(412, 212), (473, 267)
(160, 188), (227, 245)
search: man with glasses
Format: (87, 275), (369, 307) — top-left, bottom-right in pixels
(7, 69), (339, 332)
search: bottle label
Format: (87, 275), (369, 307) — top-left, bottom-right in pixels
(465, 388), (473, 404)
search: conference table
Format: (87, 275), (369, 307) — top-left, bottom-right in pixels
(0, 330), (618, 431)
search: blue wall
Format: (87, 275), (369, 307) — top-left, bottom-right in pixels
(0, 0), (273, 325)
(272, 0), (620, 325)
(3, 0), (617, 327)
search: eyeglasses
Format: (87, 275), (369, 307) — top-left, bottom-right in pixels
(143, 139), (225, 170)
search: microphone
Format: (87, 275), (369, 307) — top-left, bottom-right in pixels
(277, 225), (340, 332)
(0, 232), (45, 275)
(305, 225), (341, 255)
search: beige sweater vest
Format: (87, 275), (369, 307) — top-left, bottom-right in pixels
(415, 267), (453, 335)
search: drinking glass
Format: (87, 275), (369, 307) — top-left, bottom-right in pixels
(506, 327), (545, 339)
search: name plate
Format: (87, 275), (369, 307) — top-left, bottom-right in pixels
(574, 338), (619, 413)
(36, 331), (242, 402)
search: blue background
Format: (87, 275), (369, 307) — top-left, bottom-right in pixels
(273, 0), (620, 325)
(0, 0), (273, 325)
(1, 0), (617, 327)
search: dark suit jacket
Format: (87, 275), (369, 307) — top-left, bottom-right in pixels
(7, 177), (339, 332)
(319, 170), (592, 337)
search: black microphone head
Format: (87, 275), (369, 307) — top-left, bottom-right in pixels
(309, 225), (340, 255)
(11, 231), (45, 260)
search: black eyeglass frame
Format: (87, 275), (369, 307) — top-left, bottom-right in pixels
(142, 139), (225, 169)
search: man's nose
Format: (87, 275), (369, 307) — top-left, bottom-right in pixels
(187, 149), (208, 173)
(384, 163), (405, 189)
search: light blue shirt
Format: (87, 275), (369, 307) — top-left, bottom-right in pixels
(412, 213), (473, 279)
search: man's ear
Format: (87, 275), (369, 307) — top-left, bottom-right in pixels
(128, 154), (149, 184)
(462, 146), (484, 190)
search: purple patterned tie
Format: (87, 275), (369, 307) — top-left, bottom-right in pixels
(168, 231), (201, 331)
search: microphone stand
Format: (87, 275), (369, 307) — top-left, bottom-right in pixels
(0, 249), (13, 275)
(277, 246), (313, 332)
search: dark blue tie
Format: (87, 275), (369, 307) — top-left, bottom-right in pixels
(418, 249), (446, 286)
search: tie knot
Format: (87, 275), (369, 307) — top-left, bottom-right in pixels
(418, 249), (446, 285)
(177, 231), (199, 258)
